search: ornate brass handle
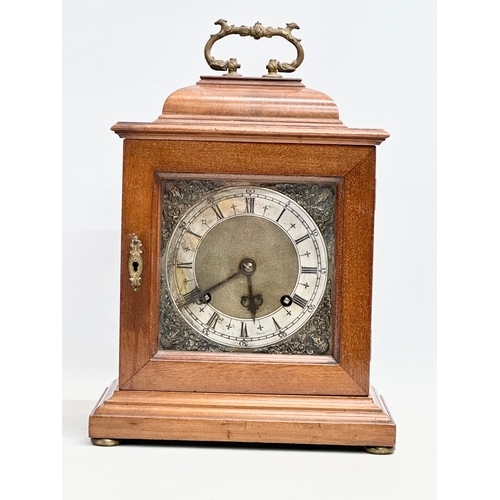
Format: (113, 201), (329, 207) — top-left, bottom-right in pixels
(204, 19), (304, 78)
(128, 235), (143, 291)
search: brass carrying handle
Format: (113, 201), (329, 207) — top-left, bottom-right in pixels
(204, 19), (304, 78)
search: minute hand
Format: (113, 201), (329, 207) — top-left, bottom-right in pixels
(183, 268), (244, 305)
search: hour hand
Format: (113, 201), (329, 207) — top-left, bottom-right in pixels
(239, 258), (263, 322)
(241, 276), (263, 322)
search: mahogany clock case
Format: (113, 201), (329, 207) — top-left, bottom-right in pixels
(88, 74), (396, 449)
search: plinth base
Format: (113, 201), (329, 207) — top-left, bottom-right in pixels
(89, 380), (396, 450)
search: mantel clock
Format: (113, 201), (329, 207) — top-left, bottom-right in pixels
(89, 20), (396, 453)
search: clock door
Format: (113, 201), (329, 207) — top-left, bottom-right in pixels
(115, 138), (377, 397)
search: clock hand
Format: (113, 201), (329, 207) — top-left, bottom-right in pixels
(183, 267), (245, 305)
(239, 258), (263, 322)
(245, 274), (259, 322)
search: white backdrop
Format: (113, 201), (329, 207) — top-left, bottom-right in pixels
(62, 0), (436, 498)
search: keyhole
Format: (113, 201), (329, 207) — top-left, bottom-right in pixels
(132, 261), (139, 272)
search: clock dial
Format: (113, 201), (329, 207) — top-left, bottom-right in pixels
(163, 184), (330, 350)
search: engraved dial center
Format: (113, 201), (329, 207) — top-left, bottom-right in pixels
(194, 215), (298, 319)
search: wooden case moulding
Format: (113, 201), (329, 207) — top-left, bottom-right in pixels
(90, 72), (396, 451)
(112, 77), (389, 145)
(90, 380), (396, 447)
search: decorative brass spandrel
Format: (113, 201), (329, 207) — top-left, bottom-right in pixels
(204, 19), (304, 78)
(128, 235), (143, 291)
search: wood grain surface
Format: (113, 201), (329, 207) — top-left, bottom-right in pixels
(117, 140), (376, 395)
(89, 380), (396, 447)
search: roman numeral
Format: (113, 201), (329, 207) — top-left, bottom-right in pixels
(186, 228), (202, 239)
(276, 207), (287, 222)
(273, 317), (287, 337)
(292, 294), (308, 308)
(240, 322), (248, 337)
(212, 204), (224, 220)
(245, 198), (255, 213)
(301, 266), (317, 274)
(206, 312), (219, 330)
(176, 262), (193, 269)
(295, 234), (310, 245)
(183, 287), (201, 303)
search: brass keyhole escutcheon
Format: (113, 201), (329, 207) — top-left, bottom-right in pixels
(128, 236), (143, 291)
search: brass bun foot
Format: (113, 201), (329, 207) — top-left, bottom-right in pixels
(364, 446), (395, 455)
(91, 438), (122, 447)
